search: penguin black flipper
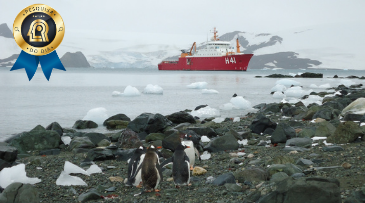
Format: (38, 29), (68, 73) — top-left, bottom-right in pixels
(156, 162), (164, 182)
(130, 163), (143, 181)
(194, 147), (201, 161)
(160, 157), (173, 168)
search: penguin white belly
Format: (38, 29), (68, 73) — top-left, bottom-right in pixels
(182, 140), (195, 167)
(133, 154), (145, 186)
(155, 164), (161, 189)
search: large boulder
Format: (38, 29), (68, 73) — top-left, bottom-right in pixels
(212, 173), (236, 186)
(9, 125), (61, 153)
(204, 133), (239, 152)
(82, 133), (110, 146)
(105, 120), (129, 130)
(327, 121), (364, 144)
(0, 146), (18, 162)
(103, 113), (131, 126)
(312, 107), (337, 121)
(341, 98), (365, 116)
(73, 120), (98, 129)
(127, 113), (172, 133)
(302, 105), (321, 120)
(0, 183), (39, 203)
(166, 111), (196, 124)
(259, 103), (281, 114)
(258, 177), (341, 203)
(271, 123), (296, 144)
(250, 114), (277, 134)
(285, 138), (312, 148)
(69, 137), (95, 150)
(45, 122), (63, 136)
(314, 121), (336, 137)
(162, 132), (181, 151)
(86, 148), (114, 161)
(118, 129), (142, 148)
(187, 127), (217, 137)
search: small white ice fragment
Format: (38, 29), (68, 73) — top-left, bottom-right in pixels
(86, 164), (102, 175)
(56, 171), (87, 186)
(82, 107), (108, 124)
(237, 152), (246, 156)
(190, 106), (220, 118)
(212, 117), (225, 123)
(143, 84), (163, 94)
(312, 137), (327, 141)
(112, 91), (121, 96)
(238, 139), (248, 145)
(230, 96), (252, 109)
(201, 136), (210, 142)
(273, 91), (285, 99)
(233, 117), (240, 122)
(200, 151), (211, 160)
(122, 85), (141, 96)
(36, 167), (42, 170)
(0, 164), (41, 188)
(271, 84), (287, 92)
(202, 89), (219, 94)
(276, 79), (301, 87)
(187, 82), (208, 89)
(61, 136), (71, 145)
(64, 161), (89, 176)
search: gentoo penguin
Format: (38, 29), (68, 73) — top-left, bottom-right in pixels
(133, 145), (163, 196)
(161, 143), (190, 188)
(181, 140), (195, 170)
(125, 146), (145, 187)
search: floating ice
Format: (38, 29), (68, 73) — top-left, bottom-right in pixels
(64, 161), (89, 176)
(143, 84), (163, 94)
(238, 139), (248, 145)
(312, 137), (327, 141)
(187, 82), (208, 89)
(82, 107), (108, 124)
(230, 96), (252, 109)
(233, 117), (240, 122)
(340, 79), (355, 87)
(201, 136), (210, 142)
(301, 95), (323, 106)
(86, 164), (102, 175)
(202, 89), (219, 94)
(61, 136), (71, 145)
(288, 73), (297, 77)
(220, 103), (235, 110)
(190, 106), (220, 118)
(285, 87), (313, 98)
(271, 84), (287, 92)
(309, 84), (318, 88)
(200, 151), (211, 160)
(122, 85), (141, 96)
(112, 91), (121, 96)
(276, 79), (301, 87)
(212, 117), (225, 123)
(56, 171), (87, 186)
(0, 164), (41, 188)
(309, 83), (330, 89)
(273, 91), (286, 99)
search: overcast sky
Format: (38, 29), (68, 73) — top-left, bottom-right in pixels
(1, 0), (364, 47)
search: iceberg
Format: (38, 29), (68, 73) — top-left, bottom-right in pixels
(202, 89), (219, 94)
(122, 85), (141, 96)
(187, 82), (208, 89)
(82, 107), (108, 124)
(143, 84), (163, 94)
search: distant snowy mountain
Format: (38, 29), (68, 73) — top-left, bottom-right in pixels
(1, 22), (363, 69)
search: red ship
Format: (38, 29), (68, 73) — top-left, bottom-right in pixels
(158, 28), (253, 71)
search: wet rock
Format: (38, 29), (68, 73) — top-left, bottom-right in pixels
(314, 121), (336, 137)
(45, 122), (63, 136)
(259, 177), (341, 203)
(234, 167), (268, 183)
(195, 105), (208, 110)
(204, 133), (239, 152)
(271, 123), (296, 144)
(224, 129), (243, 140)
(270, 172), (289, 183)
(297, 127), (315, 138)
(0, 146), (18, 162)
(302, 105), (321, 120)
(103, 113), (130, 126)
(268, 164), (302, 176)
(86, 148), (114, 161)
(343, 113), (364, 122)
(166, 111), (196, 124)
(344, 187), (365, 203)
(0, 183), (39, 203)
(114, 148), (135, 162)
(73, 120), (98, 129)
(259, 103), (282, 114)
(224, 183), (242, 192)
(212, 173), (236, 186)
(69, 137), (95, 150)
(285, 138), (312, 148)
(162, 132), (181, 151)
(342, 162), (352, 169)
(105, 120), (129, 130)
(322, 146), (344, 152)
(127, 113), (172, 133)
(250, 114), (277, 134)
(145, 133), (166, 142)
(0, 159), (11, 171)
(312, 107), (334, 121)
(327, 121), (364, 144)
(78, 189), (102, 203)
(296, 158), (314, 166)
(9, 125), (61, 153)
(282, 146), (310, 152)
(83, 132), (110, 146)
(97, 139), (111, 147)
(246, 190), (261, 202)
(270, 156), (294, 165)
(118, 129), (142, 148)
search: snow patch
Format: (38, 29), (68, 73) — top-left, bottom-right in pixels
(233, 117), (240, 122)
(285, 86), (312, 98)
(238, 139), (248, 145)
(82, 107), (108, 124)
(86, 164), (103, 175)
(273, 91), (286, 99)
(56, 171), (87, 186)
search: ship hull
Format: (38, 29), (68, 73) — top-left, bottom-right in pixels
(158, 54), (253, 71)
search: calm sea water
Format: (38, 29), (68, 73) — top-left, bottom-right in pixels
(1, 67), (364, 141)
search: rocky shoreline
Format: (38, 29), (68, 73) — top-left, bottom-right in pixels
(2, 75), (365, 202)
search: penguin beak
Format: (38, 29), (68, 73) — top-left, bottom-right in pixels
(157, 146), (162, 149)
(189, 135), (192, 137)
(186, 146), (190, 148)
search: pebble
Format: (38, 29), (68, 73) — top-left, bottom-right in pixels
(192, 166), (207, 176)
(109, 176), (124, 182)
(247, 154), (254, 158)
(342, 162), (352, 169)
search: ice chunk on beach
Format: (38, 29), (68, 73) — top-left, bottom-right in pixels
(220, 103), (235, 110)
(61, 136), (71, 145)
(202, 89), (219, 94)
(276, 79), (301, 87)
(187, 82), (208, 89)
(230, 96), (252, 109)
(341, 98), (365, 115)
(86, 164), (102, 175)
(64, 161), (89, 176)
(340, 79), (355, 87)
(143, 84), (163, 94)
(56, 171), (87, 186)
(112, 91), (121, 96)
(238, 139), (248, 145)
(0, 164), (41, 188)
(233, 117), (240, 122)
(273, 91), (286, 99)
(212, 117), (225, 123)
(82, 107), (108, 124)
(190, 106), (220, 118)
(285, 87), (312, 98)
(200, 151), (211, 160)
(201, 136), (210, 142)
(122, 85), (141, 96)
(310, 83), (331, 89)
(271, 84), (287, 92)
(301, 95), (323, 106)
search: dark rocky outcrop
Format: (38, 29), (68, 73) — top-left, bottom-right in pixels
(45, 122), (63, 136)
(103, 114), (131, 126)
(0, 183), (39, 203)
(118, 129), (142, 148)
(166, 111), (196, 124)
(271, 123), (296, 144)
(127, 113), (172, 134)
(72, 120), (98, 129)
(60, 51), (91, 67)
(204, 133), (239, 152)
(250, 114), (277, 134)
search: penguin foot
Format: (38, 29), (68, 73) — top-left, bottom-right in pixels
(190, 166), (194, 171)
(136, 182), (143, 188)
(188, 183), (192, 186)
(175, 185), (180, 189)
(154, 189), (161, 192)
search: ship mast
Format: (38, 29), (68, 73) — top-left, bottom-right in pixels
(211, 27), (219, 41)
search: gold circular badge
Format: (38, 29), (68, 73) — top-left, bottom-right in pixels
(13, 4), (65, 56)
